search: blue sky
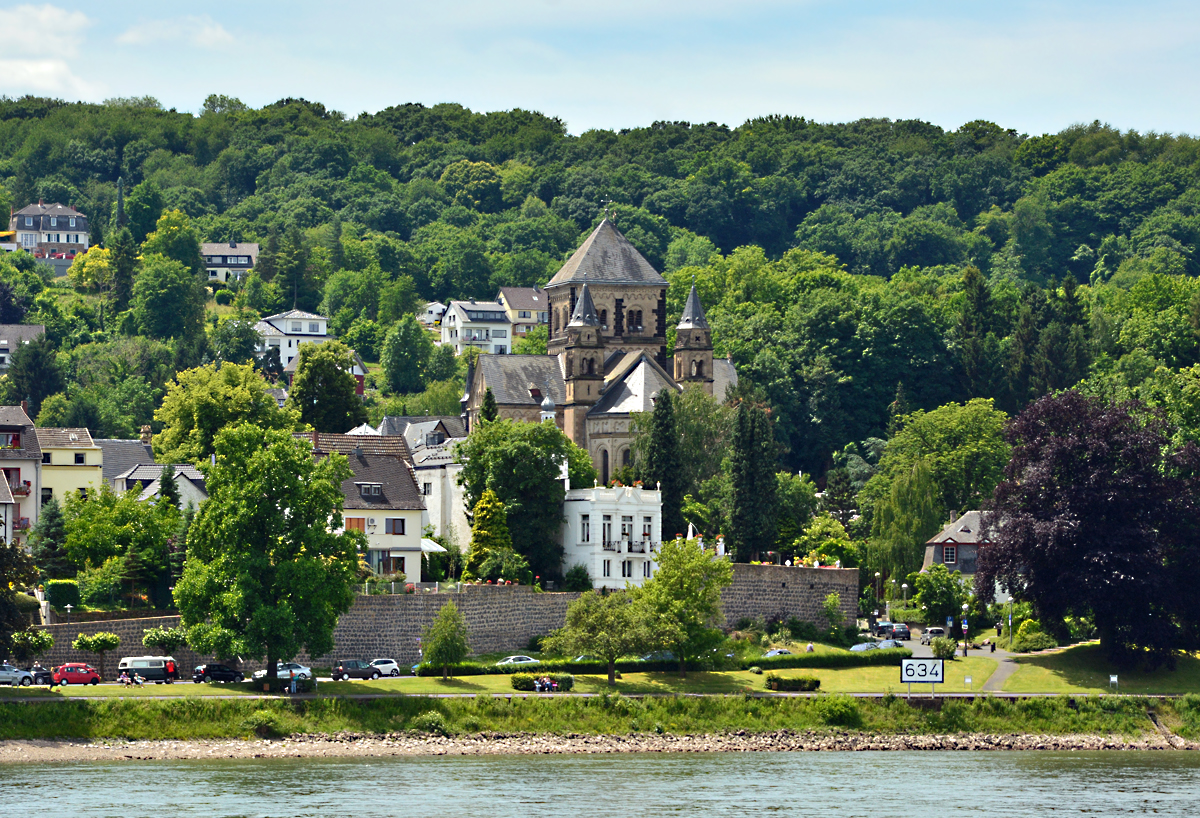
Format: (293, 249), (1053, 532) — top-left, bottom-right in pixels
(2, 0), (1199, 135)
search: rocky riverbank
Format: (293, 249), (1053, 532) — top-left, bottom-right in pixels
(2, 729), (1195, 763)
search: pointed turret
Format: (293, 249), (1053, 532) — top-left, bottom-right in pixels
(568, 283), (600, 327)
(677, 284), (709, 330)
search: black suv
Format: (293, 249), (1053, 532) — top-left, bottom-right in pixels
(28, 665), (53, 685)
(891, 624), (912, 640)
(332, 660), (382, 681)
(193, 663), (245, 683)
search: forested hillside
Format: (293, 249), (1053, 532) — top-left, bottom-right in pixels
(3, 93), (1200, 485)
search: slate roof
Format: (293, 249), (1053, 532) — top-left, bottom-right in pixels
(474, 355), (566, 406)
(927, 511), (986, 544)
(136, 471), (208, 502)
(255, 321), (285, 337)
(263, 309), (326, 322)
(589, 351), (680, 417)
(568, 284), (600, 327)
(712, 357), (738, 403)
(35, 428), (96, 448)
(0, 406), (38, 461)
(116, 464), (206, 493)
(339, 452), (425, 511)
(0, 325), (45, 348)
(411, 439), (465, 469)
(95, 439), (155, 483)
(546, 219), (668, 288)
(378, 415), (466, 438)
(201, 242), (259, 257)
(12, 202), (84, 218)
(446, 300), (509, 324)
(301, 432), (411, 461)
(677, 285), (710, 330)
(497, 286), (548, 312)
(0, 479), (13, 505)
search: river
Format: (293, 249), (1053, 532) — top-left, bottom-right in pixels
(5, 751), (1200, 815)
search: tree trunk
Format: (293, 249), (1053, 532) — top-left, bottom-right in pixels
(678, 655), (686, 679)
(97, 651), (106, 680)
(266, 651), (277, 681)
(442, 664), (448, 681)
(607, 658), (616, 687)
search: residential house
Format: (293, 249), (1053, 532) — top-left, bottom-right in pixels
(377, 415), (467, 452)
(283, 346), (367, 396)
(302, 432), (427, 577)
(253, 310), (330, 368)
(562, 482), (662, 589)
(95, 434), (155, 489)
(0, 406), (41, 543)
(922, 511), (986, 576)
(496, 286), (550, 341)
(0, 325), (45, 374)
(113, 464), (208, 507)
(9, 202), (89, 256)
(418, 301), (446, 326)
(202, 241), (259, 285)
(440, 300), (512, 355)
(410, 438), (469, 549)
(35, 428), (103, 504)
(265, 387), (288, 408)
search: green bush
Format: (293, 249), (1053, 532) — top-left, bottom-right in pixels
(739, 647), (911, 671)
(240, 709), (282, 738)
(562, 564), (593, 592)
(786, 618), (821, 641)
(415, 657), (688, 677)
(14, 592), (39, 613)
(887, 607), (926, 624)
(510, 672), (575, 692)
(411, 710), (449, 734)
(1010, 632), (1058, 652)
(213, 289), (233, 305)
(45, 580), (80, 610)
(1016, 618), (1042, 639)
(930, 637), (958, 659)
(813, 694), (862, 727)
(764, 673), (820, 691)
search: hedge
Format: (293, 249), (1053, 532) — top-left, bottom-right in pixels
(416, 658), (689, 677)
(510, 673), (575, 691)
(765, 673), (820, 692)
(45, 580), (80, 610)
(738, 647), (911, 671)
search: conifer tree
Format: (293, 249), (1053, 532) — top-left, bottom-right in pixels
(822, 468), (857, 528)
(637, 388), (685, 539)
(466, 489), (512, 578)
(108, 226), (137, 313)
(480, 387), (499, 423)
(256, 226), (281, 281)
(29, 496), (72, 580)
(728, 403), (778, 562)
(158, 464), (180, 508)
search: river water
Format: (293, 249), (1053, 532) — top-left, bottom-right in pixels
(5, 751), (1200, 816)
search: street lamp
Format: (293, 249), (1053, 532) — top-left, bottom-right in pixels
(64, 603), (73, 624)
(961, 603), (970, 657)
(902, 583), (908, 604)
(874, 572), (881, 605)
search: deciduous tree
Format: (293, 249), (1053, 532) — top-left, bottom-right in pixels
(285, 340), (368, 432)
(0, 540), (37, 661)
(543, 591), (647, 685)
(424, 600), (470, 680)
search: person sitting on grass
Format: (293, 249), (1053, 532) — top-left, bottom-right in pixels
(132, 673), (145, 687)
(118, 671), (131, 687)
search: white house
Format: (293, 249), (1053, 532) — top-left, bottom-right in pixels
(562, 483), (662, 589)
(419, 301), (447, 326)
(254, 310), (329, 368)
(411, 437), (470, 550)
(202, 241), (258, 285)
(112, 464), (208, 508)
(440, 300), (512, 355)
(9, 202), (89, 256)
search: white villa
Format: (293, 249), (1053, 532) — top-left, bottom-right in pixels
(440, 300), (512, 355)
(562, 482), (662, 589)
(254, 309), (330, 368)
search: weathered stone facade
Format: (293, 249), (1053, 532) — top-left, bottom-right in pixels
(34, 565), (859, 672)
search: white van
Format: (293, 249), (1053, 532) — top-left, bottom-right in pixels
(116, 655), (180, 683)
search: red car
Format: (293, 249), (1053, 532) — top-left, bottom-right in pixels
(53, 663), (101, 685)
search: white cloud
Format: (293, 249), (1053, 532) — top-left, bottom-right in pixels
(0, 58), (101, 97)
(117, 16), (236, 49)
(0, 4), (91, 56)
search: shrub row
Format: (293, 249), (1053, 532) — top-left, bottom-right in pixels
(45, 580), (80, 610)
(764, 673), (820, 691)
(510, 673), (576, 692)
(1010, 632), (1058, 652)
(416, 658), (687, 677)
(738, 647), (911, 671)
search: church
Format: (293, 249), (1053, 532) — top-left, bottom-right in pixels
(461, 218), (736, 483)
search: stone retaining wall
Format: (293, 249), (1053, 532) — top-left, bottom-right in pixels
(33, 565), (860, 672)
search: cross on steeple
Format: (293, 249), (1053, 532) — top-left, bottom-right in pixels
(601, 198), (616, 221)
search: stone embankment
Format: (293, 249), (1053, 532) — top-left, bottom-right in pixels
(2, 729), (1194, 763)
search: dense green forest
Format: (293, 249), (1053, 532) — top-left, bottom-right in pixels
(3, 93), (1200, 485)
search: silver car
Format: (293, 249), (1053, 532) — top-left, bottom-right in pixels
(0, 663), (33, 686)
(252, 662), (312, 680)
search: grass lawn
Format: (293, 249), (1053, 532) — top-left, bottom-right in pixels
(1004, 643), (1200, 694)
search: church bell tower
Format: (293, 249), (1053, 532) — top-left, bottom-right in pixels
(673, 284), (714, 395)
(563, 283), (603, 447)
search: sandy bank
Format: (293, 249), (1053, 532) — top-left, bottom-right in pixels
(2, 730), (1196, 763)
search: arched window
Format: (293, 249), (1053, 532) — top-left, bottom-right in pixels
(599, 309), (607, 329)
(627, 310), (636, 332)
(636, 310), (643, 331)
(566, 357), (573, 377)
(622, 448), (631, 467)
(601, 449), (609, 485)
(691, 360), (704, 378)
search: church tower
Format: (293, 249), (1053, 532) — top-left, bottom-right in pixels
(673, 284), (714, 395)
(562, 283), (604, 447)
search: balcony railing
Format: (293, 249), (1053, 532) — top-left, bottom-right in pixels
(598, 540), (657, 553)
(9, 482), (29, 497)
(602, 541), (618, 552)
(626, 541), (646, 553)
(13, 517), (30, 532)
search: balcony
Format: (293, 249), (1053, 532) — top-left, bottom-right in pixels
(9, 482), (29, 497)
(602, 541), (619, 552)
(13, 517), (30, 532)
(626, 541), (646, 553)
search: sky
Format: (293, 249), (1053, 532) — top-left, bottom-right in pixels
(2, 0), (1199, 136)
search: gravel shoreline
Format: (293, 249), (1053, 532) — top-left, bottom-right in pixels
(2, 730), (1196, 763)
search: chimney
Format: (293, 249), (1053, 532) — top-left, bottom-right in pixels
(139, 425), (152, 444)
(311, 430), (320, 450)
(229, 240), (237, 248)
(20, 400), (27, 415)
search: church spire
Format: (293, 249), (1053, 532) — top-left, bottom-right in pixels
(568, 283), (600, 327)
(677, 284), (709, 330)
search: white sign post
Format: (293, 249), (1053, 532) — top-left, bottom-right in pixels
(901, 658), (945, 699)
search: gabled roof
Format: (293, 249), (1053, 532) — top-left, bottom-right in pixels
(0, 325), (45, 347)
(263, 309), (326, 322)
(95, 439), (155, 483)
(474, 355), (566, 406)
(546, 219), (667, 288)
(0, 479), (13, 505)
(347, 423), (381, 436)
(0, 406), (38, 461)
(589, 351), (680, 417)
(338, 453), (425, 511)
(35, 428), (96, 448)
(378, 415), (467, 439)
(12, 202), (85, 218)
(568, 284), (600, 327)
(411, 438), (466, 469)
(136, 471), (208, 503)
(713, 357), (738, 403)
(301, 431), (411, 461)
(116, 464), (206, 492)
(677, 284), (710, 330)
(201, 242), (259, 256)
(497, 286), (547, 312)
(446, 300), (509, 324)
(926, 511), (986, 545)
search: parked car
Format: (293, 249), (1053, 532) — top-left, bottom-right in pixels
(849, 642), (880, 652)
(370, 659), (401, 677)
(0, 663), (33, 686)
(639, 651), (677, 662)
(877, 639), (905, 650)
(891, 624), (912, 641)
(28, 665), (53, 685)
(53, 663), (101, 685)
(116, 655), (180, 684)
(332, 660), (382, 681)
(873, 621), (894, 637)
(193, 663), (244, 683)
(763, 649), (793, 657)
(920, 627), (946, 645)
(495, 655), (539, 666)
(252, 662), (311, 680)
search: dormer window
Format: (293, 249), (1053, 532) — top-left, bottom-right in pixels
(358, 483), (382, 497)
(50, 217), (56, 227)
(69, 217), (76, 227)
(24, 217), (31, 226)
(0, 432), (19, 449)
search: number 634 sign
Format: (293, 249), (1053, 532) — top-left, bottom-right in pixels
(901, 658), (944, 684)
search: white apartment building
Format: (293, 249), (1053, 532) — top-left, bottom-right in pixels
(440, 300), (512, 355)
(254, 310), (329, 367)
(562, 483), (662, 589)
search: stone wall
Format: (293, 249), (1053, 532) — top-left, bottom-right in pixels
(33, 565), (859, 672)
